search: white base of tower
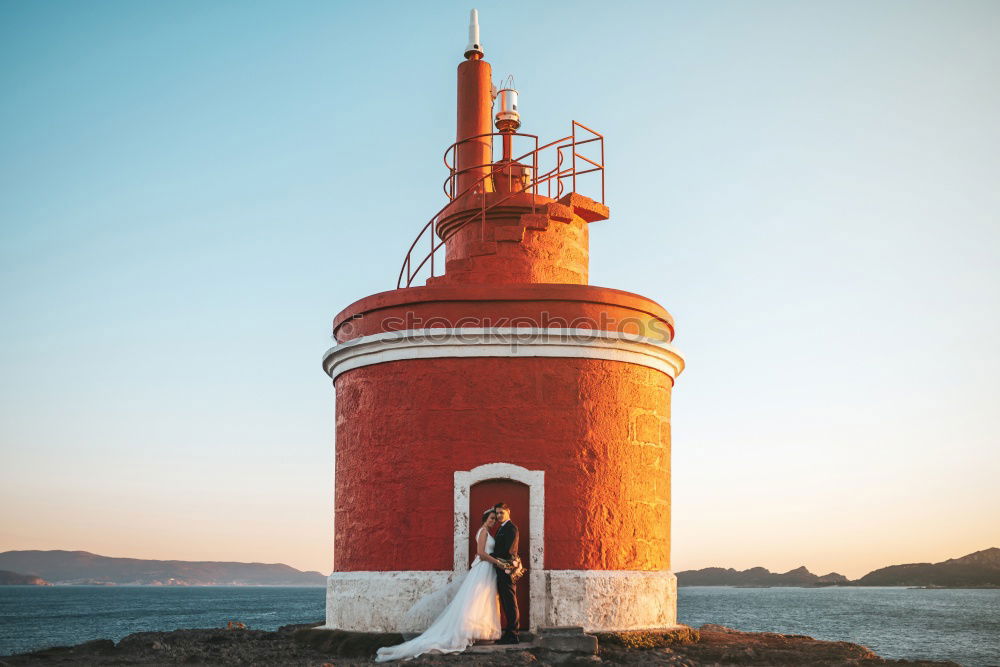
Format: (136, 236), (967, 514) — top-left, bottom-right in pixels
(322, 570), (677, 633)
(544, 570), (678, 631)
(321, 570), (455, 633)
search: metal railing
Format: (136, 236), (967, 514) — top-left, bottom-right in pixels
(396, 121), (604, 289)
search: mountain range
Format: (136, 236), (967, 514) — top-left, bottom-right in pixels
(677, 565), (848, 587)
(854, 547), (1000, 587)
(3, 547), (997, 587)
(0, 551), (325, 586)
(677, 547), (1000, 587)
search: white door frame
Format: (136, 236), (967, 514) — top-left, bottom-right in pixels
(454, 462), (545, 629)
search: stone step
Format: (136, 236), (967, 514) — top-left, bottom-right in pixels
(468, 240), (498, 257)
(465, 641), (536, 654)
(431, 201), (585, 284)
(558, 192), (610, 222)
(546, 201), (575, 223)
(494, 225), (526, 243)
(467, 628), (600, 662)
(521, 213), (550, 231)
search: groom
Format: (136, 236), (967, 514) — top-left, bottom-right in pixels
(490, 502), (520, 644)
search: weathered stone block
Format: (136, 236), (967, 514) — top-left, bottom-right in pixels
(469, 240), (498, 257)
(495, 225), (526, 242)
(559, 192), (610, 222)
(546, 202), (575, 222)
(521, 213), (550, 230)
(541, 626), (586, 634)
(538, 633), (598, 653)
(633, 411), (660, 444)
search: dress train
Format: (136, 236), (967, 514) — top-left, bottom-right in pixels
(375, 529), (501, 662)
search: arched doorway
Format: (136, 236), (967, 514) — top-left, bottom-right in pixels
(469, 478), (530, 630)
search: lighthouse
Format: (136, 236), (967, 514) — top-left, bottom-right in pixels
(322, 10), (684, 633)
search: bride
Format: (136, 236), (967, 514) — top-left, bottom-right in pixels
(375, 509), (504, 662)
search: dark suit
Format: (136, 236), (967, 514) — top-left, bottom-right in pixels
(490, 520), (520, 634)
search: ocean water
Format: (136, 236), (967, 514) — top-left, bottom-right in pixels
(0, 586), (326, 657)
(1, 585), (998, 665)
(678, 586), (1000, 667)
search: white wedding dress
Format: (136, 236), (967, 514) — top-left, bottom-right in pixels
(375, 527), (501, 662)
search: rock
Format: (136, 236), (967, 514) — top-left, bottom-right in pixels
(595, 625), (699, 648)
(535, 626), (599, 663)
(698, 624), (739, 634)
(291, 626), (405, 657)
(0, 621), (961, 665)
(686, 624), (959, 666)
(79, 639), (115, 653)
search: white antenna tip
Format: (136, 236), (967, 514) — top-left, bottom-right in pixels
(464, 8), (484, 59)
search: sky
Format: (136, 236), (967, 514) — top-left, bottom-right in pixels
(1, 0), (998, 581)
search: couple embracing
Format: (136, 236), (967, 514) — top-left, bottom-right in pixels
(376, 502), (522, 662)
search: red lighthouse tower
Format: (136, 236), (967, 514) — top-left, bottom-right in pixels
(322, 11), (684, 633)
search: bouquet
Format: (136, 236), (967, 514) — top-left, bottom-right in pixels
(496, 556), (526, 584)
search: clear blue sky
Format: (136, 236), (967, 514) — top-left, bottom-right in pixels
(2, 1), (998, 578)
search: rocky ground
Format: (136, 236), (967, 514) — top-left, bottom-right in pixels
(0, 622), (960, 666)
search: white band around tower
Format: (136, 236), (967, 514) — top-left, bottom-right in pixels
(323, 569), (678, 633)
(322, 328), (685, 381)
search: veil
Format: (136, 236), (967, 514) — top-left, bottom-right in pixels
(399, 570), (469, 639)
(398, 524), (491, 638)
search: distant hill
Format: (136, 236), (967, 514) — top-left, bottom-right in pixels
(677, 565), (847, 587)
(0, 551), (326, 586)
(854, 547), (1000, 587)
(0, 569), (50, 585)
(679, 548), (1000, 588)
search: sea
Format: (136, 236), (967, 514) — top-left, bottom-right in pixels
(0, 586), (998, 665)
